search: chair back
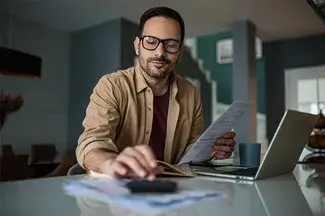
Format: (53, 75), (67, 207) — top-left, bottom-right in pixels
(67, 163), (85, 175)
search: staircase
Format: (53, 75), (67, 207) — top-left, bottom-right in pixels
(183, 37), (267, 144)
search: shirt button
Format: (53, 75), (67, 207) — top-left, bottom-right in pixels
(148, 107), (151, 111)
(145, 130), (149, 134)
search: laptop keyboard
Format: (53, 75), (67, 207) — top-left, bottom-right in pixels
(224, 167), (259, 176)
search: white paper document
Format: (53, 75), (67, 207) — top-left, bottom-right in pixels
(63, 178), (225, 215)
(177, 101), (249, 165)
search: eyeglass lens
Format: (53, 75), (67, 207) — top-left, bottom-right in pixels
(142, 36), (181, 53)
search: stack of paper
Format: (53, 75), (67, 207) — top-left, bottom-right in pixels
(178, 101), (249, 165)
(63, 178), (225, 215)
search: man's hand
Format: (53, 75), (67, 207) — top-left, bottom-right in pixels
(99, 145), (164, 180)
(212, 131), (236, 159)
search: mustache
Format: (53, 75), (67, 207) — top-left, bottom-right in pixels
(148, 56), (170, 64)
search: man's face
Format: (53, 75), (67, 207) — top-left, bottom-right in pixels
(134, 17), (183, 79)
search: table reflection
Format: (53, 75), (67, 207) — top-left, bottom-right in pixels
(300, 163), (325, 216)
(73, 173), (314, 216)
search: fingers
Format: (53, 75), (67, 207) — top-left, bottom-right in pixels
(213, 145), (234, 152)
(109, 160), (128, 176)
(106, 145), (160, 180)
(115, 152), (148, 178)
(134, 145), (157, 168)
(213, 145), (234, 158)
(221, 131), (236, 139)
(134, 145), (161, 180)
(212, 150), (233, 159)
(215, 138), (236, 147)
(124, 147), (153, 170)
(213, 145), (234, 159)
(213, 132), (236, 159)
(148, 166), (165, 180)
(212, 151), (226, 159)
(123, 146), (157, 179)
(100, 158), (125, 178)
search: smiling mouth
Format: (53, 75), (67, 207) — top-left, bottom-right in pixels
(151, 61), (168, 66)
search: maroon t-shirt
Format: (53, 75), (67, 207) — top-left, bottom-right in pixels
(148, 88), (170, 161)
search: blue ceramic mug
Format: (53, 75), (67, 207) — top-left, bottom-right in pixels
(239, 142), (261, 167)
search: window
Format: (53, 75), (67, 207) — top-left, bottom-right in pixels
(297, 78), (325, 114)
(216, 37), (262, 64)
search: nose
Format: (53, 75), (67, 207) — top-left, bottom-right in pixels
(155, 42), (166, 56)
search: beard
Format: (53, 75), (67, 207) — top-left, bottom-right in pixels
(138, 53), (174, 79)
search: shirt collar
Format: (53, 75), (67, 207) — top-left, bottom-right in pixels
(134, 63), (148, 93)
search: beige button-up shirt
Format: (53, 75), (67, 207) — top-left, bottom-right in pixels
(76, 64), (204, 167)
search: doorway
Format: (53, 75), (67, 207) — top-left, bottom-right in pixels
(285, 64), (325, 161)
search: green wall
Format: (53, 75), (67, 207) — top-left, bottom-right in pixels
(197, 31), (265, 114)
(176, 48), (212, 128)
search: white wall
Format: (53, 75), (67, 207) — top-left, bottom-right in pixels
(0, 13), (70, 155)
(184, 37), (197, 59)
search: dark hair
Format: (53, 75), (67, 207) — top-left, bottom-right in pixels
(139, 6), (185, 42)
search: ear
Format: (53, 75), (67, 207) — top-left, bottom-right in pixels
(134, 37), (140, 56)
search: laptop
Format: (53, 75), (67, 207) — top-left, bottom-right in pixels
(190, 109), (319, 180)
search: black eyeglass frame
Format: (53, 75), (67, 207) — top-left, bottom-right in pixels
(138, 35), (183, 54)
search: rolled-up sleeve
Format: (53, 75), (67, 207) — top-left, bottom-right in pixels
(76, 76), (120, 168)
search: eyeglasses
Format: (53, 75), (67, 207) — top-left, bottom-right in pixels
(139, 35), (182, 54)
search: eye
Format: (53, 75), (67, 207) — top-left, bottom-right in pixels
(144, 37), (158, 45)
(147, 40), (157, 45)
(165, 41), (179, 48)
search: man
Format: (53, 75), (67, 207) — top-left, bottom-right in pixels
(76, 6), (236, 180)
